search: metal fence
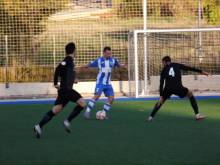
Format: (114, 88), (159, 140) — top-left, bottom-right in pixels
(0, 0), (219, 82)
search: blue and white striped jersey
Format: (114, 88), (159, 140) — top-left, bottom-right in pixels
(88, 56), (120, 85)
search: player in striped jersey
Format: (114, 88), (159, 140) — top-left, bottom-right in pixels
(83, 46), (126, 119)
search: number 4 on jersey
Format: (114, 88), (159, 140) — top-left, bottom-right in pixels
(169, 67), (175, 77)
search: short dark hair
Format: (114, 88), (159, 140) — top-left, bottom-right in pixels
(103, 46), (111, 52)
(162, 56), (171, 62)
(65, 42), (76, 55)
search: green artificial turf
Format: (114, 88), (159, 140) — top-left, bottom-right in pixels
(0, 99), (220, 165)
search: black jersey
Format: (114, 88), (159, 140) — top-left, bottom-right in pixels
(159, 63), (202, 96)
(54, 55), (75, 90)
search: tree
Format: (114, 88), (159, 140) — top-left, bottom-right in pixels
(116, 0), (142, 18)
(203, 0), (220, 25)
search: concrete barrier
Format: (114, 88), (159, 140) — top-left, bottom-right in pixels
(0, 75), (219, 99)
(0, 81), (129, 98)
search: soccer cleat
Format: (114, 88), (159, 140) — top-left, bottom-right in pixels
(103, 111), (109, 120)
(146, 116), (153, 122)
(63, 119), (71, 133)
(84, 111), (91, 119)
(33, 124), (42, 139)
(195, 114), (206, 121)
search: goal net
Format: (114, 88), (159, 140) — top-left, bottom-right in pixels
(128, 28), (220, 98)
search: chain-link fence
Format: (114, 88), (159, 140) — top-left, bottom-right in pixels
(0, 0), (219, 82)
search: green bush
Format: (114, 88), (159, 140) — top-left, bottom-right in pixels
(116, 0), (142, 18)
(203, 0), (220, 25)
(116, 0), (198, 18)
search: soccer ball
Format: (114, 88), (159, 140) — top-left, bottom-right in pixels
(96, 110), (106, 120)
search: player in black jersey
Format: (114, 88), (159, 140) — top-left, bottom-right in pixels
(33, 42), (86, 138)
(147, 56), (210, 122)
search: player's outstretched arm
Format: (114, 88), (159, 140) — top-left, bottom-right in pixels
(114, 58), (127, 69)
(201, 71), (211, 77)
(76, 64), (90, 68)
(84, 58), (99, 68)
(119, 64), (127, 69)
(179, 64), (202, 73)
(76, 60), (99, 71)
(179, 63), (211, 77)
(76, 57), (100, 69)
(74, 78), (79, 84)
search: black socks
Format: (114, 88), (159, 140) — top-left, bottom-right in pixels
(149, 96), (199, 118)
(39, 110), (55, 128)
(67, 105), (84, 122)
(38, 105), (84, 128)
(150, 102), (162, 118)
(189, 95), (199, 115)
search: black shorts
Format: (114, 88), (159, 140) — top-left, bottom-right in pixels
(162, 86), (189, 99)
(54, 89), (82, 107)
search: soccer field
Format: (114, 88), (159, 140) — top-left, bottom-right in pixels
(0, 98), (220, 165)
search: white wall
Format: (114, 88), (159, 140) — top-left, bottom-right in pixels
(0, 75), (219, 98)
(0, 81), (130, 98)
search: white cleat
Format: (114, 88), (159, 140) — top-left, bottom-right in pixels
(147, 116), (153, 122)
(63, 119), (71, 133)
(84, 110), (91, 119)
(195, 114), (206, 121)
(33, 124), (42, 139)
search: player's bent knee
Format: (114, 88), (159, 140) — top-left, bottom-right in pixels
(77, 98), (86, 108)
(93, 95), (100, 101)
(52, 105), (63, 114)
(157, 101), (162, 107)
(187, 91), (193, 97)
(159, 98), (165, 105)
(108, 96), (114, 104)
